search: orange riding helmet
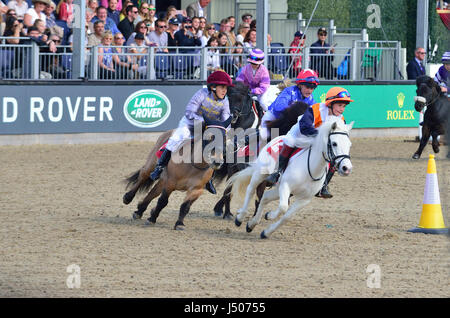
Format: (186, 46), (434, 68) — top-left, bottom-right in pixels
(325, 87), (354, 107)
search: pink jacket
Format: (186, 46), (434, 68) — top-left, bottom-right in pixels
(236, 63), (271, 95)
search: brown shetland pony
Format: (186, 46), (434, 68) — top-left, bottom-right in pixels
(123, 116), (232, 230)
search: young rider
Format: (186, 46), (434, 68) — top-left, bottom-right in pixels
(235, 48), (271, 111)
(265, 87), (354, 198)
(259, 68), (320, 141)
(149, 70), (234, 194)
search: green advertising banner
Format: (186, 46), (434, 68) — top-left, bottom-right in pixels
(312, 85), (419, 128)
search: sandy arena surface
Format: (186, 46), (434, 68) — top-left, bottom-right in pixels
(0, 136), (449, 298)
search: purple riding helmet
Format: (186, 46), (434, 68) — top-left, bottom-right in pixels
(247, 48), (265, 65)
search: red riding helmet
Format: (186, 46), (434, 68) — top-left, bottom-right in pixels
(207, 71), (234, 87)
(296, 69), (320, 86)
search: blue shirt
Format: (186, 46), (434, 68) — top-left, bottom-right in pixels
(91, 16), (120, 35)
(268, 85), (316, 118)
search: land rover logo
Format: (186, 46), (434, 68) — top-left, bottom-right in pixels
(123, 89), (171, 128)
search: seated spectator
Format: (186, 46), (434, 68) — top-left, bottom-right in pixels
(97, 30), (116, 79)
(199, 16), (206, 34)
(200, 22), (216, 47)
(57, 0), (74, 26)
(205, 36), (220, 73)
(100, 0), (121, 14)
(118, 4), (137, 40)
(7, 0), (28, 21)
(174, 17), (201, 53)
(33, 18), (48, 42)
(86, 0), (98, 17)
(164, 5), (185, 22)
(227, 15), (236, 43)
(23, 25), (56, 52)
(2, 16), (26, 43)
(191, 16), (202, 37)
(106, 0), (120, 26)
(44, 2), (63, 40)
(232, 41), (245, 77)
(118, 0), (132, 21)
(91, 5), (120, 35)
(128, 31), (147, 78)
(166, 17), (179, 52)
(112, 32), (138, 79)
(236, 22), (250, 44)
(241, 12), (252, 24)
(125, 20), (155, 46)
(23, 0), (48, 28)
(310, 27), (335, 79)
(289, 31), (306, 76)
(133, 2), (149, 27)
(147, 18), (168, 52)
(136, 2), (155, 31)
(217, 31), (229, 54)
(0, 1), (8, 16)
(87, 20), (104, 46)
(217, 17), (233, 50)
(243, 28), (256, 53)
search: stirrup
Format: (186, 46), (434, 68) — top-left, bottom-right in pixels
(205, 180), (216, 194)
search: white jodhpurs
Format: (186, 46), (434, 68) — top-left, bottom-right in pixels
(259, 111), (277, 140)
(166, 117), (193, 152)
(284, 121), (315, 149)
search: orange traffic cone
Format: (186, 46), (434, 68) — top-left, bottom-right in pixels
(408, 155), (448, 234)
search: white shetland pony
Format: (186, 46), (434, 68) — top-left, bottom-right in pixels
(227, 117), (354, 239)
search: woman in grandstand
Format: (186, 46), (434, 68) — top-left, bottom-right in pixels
(97, 30), (115, 79)
(23, 0), (47, 28)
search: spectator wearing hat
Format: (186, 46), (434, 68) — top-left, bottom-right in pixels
(434, 51), (450, 94)
(186, 0), (210, 19)
(310, 27), (335, 79)
(241, 13), (252, 24)
(23, 0), (48, 28)
(289, 31), (306, 76)
(236, 48), (271, 111)
(167, 17), (179, 52)
(407, 47), (426, 80)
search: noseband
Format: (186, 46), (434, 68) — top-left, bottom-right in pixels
(307, 131), (351, 181)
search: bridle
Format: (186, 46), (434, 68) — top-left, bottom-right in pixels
(414, 84), (441, 110)
(307, 131), (351, 181)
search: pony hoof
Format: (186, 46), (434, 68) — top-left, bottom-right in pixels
(235, 218), (242, 227)
(132, 212), (142, 220)
(214, 209), (223, 217)
(174, 225), (185, 231)
(223, 213), (234, 220)
(412, 153), (420, 159)
(144, 220), (153, 226)
(260, 231), (268, 239)
(246, 223), (253, 233)
(123, 193), (134, 205)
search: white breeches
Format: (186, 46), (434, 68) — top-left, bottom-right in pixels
(259, 111), (276, 140)
(166, 117), (192, 152)
(284, 121), (315, 149)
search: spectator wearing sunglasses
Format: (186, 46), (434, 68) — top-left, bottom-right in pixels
(200, 22), (215, 47)
(148, 19), (168, 52)
(236, 23), (250, 45)
(407, 47), (427, 80)
(118, 4), (137, 40)
(236, 48), (271, 111)
(310, 27), (335, 80)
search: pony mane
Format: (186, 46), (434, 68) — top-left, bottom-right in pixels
(266, 101), (309, 135)
(318, 117), (348, 141)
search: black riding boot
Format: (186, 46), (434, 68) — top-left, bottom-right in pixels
(205, 174), (217, 194)
(150, 149), (172, 181)
(316, 168), (335, 198)
(265, 145), (295, 185)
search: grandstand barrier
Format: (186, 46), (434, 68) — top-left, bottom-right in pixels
(0, 40), (403, 81)
(0, 80), (418, 140)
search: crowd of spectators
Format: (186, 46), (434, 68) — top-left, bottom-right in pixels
(0, 0), (339, 80)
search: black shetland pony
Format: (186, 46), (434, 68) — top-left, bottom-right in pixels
(412, 75), (449, 159)
(213, 100), (310, 219)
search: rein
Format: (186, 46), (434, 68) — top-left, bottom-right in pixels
(307, 131), (351, 181)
